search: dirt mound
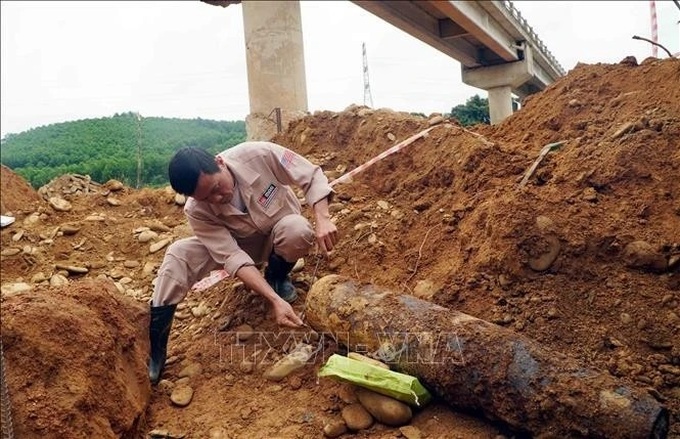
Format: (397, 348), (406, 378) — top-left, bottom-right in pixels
(278, 57), (680, 435)
(1, 57), (679, 438)
(2, 280), (149, 438)
(485, 57), (680, 148)
(0, 165), (43, 214)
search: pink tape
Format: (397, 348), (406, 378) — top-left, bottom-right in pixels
(330, 125), (440, 187)
(192, 269), (229, 291)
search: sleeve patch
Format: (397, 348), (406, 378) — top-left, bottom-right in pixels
(280, 150), (296, 168)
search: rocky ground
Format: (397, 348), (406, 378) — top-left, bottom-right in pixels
(1, 56), (679, 439)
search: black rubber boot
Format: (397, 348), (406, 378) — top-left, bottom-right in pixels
(264, 253), (297, 303)
(148, 304), (177, 385)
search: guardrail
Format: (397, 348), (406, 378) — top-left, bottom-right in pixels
(500, 0), (567, 76)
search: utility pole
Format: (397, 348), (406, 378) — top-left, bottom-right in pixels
(362, 42), (374, 107)
(136, 112), (142, 189)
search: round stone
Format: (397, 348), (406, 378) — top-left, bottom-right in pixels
(170, 385), (194, 407)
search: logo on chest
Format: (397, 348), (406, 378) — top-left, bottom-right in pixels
(257, 183), (278, 209)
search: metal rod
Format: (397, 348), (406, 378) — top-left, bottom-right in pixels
(1, 340), (15, 439)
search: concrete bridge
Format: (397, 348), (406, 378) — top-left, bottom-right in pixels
(202, 0), (565, 137)
(353, 1), (565, 123)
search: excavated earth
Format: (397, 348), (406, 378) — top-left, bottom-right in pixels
(1, 57), (679, 439)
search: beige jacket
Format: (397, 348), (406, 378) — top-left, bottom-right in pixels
(184, 141), (333, 276)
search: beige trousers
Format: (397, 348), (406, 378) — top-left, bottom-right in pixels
(152, 214), (314, 306)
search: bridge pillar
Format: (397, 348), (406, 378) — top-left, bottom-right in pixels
(241, 1), (308, 140)
(487, 86), (513, 125)
(461, 45), (534, 124)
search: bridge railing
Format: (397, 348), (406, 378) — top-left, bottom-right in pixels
(499, 0), (567, 76)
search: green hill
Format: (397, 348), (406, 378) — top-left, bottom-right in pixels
(0, 112), (246, 188)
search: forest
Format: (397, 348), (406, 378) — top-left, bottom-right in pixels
(0, 112), (246, 188)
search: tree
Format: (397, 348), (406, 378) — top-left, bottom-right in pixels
(449, 95), (490, 126)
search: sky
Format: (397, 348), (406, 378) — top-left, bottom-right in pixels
(1, 1), (679, 138)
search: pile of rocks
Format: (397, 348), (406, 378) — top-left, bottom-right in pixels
(38, 174), (127, 201)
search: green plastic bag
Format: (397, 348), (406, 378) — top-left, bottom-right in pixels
(318, 354), (432, 407)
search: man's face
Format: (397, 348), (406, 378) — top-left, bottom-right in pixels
(192, 163), (235, 204)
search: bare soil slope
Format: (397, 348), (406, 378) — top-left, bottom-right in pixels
(0, 164), (43, 214)
(1, 56), (679, 438)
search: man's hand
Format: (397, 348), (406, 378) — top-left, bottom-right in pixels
(272, 299), (304, 327)
(315, 217), (338, 254)
(313, 197), (338, 255)
(236, 265), (304, 327)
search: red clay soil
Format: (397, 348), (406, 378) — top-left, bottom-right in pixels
(1, 56), (679, 439)
(0, 164), (42, 214)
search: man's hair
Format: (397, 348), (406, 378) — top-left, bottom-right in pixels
(168, 147), (220, 196)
